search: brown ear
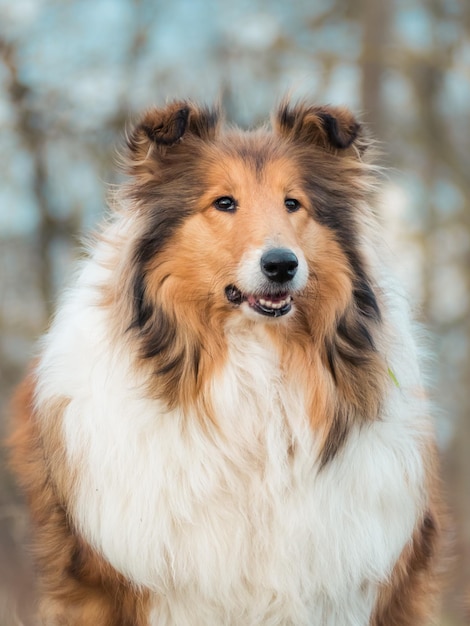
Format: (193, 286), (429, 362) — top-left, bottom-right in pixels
(125, 101), (220, 176)
(275, 100), (365, 154)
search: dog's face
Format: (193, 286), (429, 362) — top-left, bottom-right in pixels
(163, 150), (312, 323)
(125, 101), (372, 334)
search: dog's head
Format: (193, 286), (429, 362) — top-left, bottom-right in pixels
(124, 100), (374, 325)
(118, 100), (384, 427)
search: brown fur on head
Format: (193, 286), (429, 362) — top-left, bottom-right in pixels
(275, 99), (364, 152)
(125, 101), (221, 180)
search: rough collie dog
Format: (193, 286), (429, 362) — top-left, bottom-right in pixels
(10, 100), (443, 625)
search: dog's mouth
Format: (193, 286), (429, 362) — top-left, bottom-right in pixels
(225, 285), (293, 318)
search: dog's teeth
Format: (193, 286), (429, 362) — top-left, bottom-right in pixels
(257, 296), (292, 310)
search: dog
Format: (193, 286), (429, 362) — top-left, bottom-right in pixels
(9, 99), (443, 625)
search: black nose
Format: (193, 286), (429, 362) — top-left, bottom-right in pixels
(261, 248), (298, 284)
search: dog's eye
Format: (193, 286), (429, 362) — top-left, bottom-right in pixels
(285, 198), (301, 213)
(214, 196), (237, 212)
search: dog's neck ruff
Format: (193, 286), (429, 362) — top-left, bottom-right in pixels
(35, 236), (429, 625)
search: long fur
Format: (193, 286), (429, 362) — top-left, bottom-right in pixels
(9, 99), (443, 625)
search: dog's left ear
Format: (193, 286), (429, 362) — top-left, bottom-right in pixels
(137, 101), (220, 147)
(274, 101), (366, 155)
(125, 101), (220, 179)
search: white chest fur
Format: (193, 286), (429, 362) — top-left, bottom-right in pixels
(37, 288), (427, 625)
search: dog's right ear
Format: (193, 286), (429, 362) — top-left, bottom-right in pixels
(125, 101), (220, 177)
(274, 100), (366, 156)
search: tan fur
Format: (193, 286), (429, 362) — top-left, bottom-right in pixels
(9, 373), (150, 625)
(371, 442), (445, 625)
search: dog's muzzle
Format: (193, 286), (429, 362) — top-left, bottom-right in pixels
(225, 247), (300, 318)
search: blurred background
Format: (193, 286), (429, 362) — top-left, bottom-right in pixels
(0, 0), (468, 623)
